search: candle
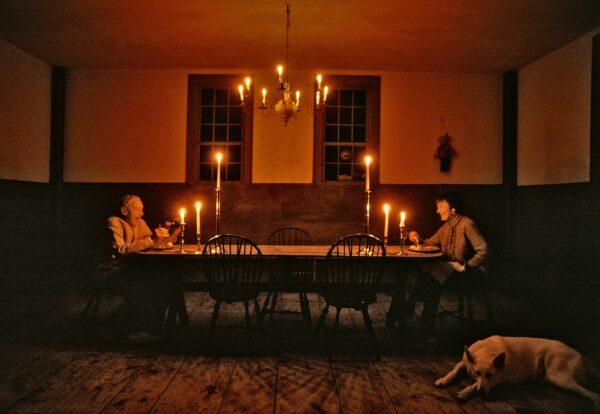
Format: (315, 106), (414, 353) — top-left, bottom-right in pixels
(215, 152), (223, 190)
(383, 204), (390, 239)
(316, 90), (321, 106)
(238, 85), (244, 102)
(364, 155), (372, 192)
(323, 86), (329, 103)
(180, 208), (186, 225)
(316, 74), (322, 90)
(195, 201), (202, 234)
(277, 65), (284, 84)
(244, 76), (251, 91)
(261, 88), (267, 105)
(295, 90), (300, 109)
(400, 211), (406, 227)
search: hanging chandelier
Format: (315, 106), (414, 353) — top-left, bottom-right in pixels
(237, 4), (329, 126)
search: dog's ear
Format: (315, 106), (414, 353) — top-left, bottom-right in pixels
(493, 352), (506, 369)
(464, 345), (475, 364)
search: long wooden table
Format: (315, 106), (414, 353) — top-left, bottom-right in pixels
(136, 245), (441, 327)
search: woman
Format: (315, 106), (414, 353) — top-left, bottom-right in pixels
(394, 191), (489, 335)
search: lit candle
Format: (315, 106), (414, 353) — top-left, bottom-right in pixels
(323, 86), (329, 103)
(400, 211), (406, 227)
(316, 74), (322, 90)
(316, 90), (321, 106)
(295, 90), (300, 109)
(238, 85), (244, 102)
(364, 155), (372, 192)
(277, 65), (284, 84)
(262, 88), (267, 106)
(215, 152), (223, 190)
(383, 204), (390, 239)
(195, 201), (202, 234)
(180, 208), (186, 225)
(244, 76), (251, 91)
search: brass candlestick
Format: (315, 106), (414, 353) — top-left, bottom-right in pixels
(365, 190), (371, 234)
(196, 233), (202, 253)
(398, 225), (407, 255)
(215, 187), (221, 235)
(180, 223), (186, 253)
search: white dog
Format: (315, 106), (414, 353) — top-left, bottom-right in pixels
(435, 335), (600, 411)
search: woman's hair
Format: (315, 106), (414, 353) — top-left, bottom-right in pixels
(436, 191), (465, 214)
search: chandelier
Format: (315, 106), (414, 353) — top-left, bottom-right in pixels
(237, 4), (329, 126)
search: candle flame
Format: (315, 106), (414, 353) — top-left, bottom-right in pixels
(383, 203), (390, 213)
(244, 76), (251, 90)
(195, 201), (202, 210)
(215, 152), (223, 163)
(316, 74), (322, 88)
(323, 86), (329, 103)
(364, 155), (373, 166)
(238, 85), (244, 102)
(277, 65), (284, 75)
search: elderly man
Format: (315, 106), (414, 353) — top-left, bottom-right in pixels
(106, 194), (180, 342)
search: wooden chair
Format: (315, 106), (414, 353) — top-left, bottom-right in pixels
(315, 234), (386, 360)
(202, 234), (265, 349)
(263, 228), (313, 324)
(438, 265), (495, 326)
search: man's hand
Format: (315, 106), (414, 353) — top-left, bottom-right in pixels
(449, 261), (466, 273)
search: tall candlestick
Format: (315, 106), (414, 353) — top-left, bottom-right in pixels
(179, 208), (186, 252)
(195, 201), (202, 252)
(400, 211), (406, 227)
(383, 204), (390, 245)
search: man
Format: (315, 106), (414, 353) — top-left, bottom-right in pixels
(106, 194), (179, 342)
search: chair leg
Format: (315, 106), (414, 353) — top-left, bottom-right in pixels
(300, 293), (312, 329)
(207, 300), (221, 353)
(261, 292), (273, 317)
(315, 303), (329, 335)
(253, 299), (267, 338)
(268, 292), (279, 318)
(175, 291), (189, 327)
(361, 304), (380, 360)
(328, 307), (341, 361)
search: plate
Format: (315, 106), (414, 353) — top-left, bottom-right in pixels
(409, 245), (440, 253)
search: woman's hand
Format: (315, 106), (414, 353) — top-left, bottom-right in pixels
(449, 261), (466, 273)
(408, 231), (421, 245)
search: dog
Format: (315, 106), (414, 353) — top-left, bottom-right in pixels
(435, 335), (600, 411)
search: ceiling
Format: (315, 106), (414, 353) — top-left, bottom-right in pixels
(0, 0), (598, 72)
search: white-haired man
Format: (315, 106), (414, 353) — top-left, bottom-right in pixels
(106, 195), (180, 343)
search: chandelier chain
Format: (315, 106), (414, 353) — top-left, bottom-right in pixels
(285, 4), (291, 76)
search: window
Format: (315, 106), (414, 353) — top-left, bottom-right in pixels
(186, 75), (253, 183)
(314, 76), (380, 183)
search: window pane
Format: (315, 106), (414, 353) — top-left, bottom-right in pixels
(215, 89), (228, 105)
(353, 163), (366, 181)
(229, 145), (242, 162)
(201, 107), (214, 124)
(353, 125), (366, 142)
(200, 163), (213, 180)
(339, 146), (352, 163)
(326, 89), (338, 106)
(200, 125), (213, 141)
(353, 146), (366, 163)
(227, 163), (241, 181)
(214, 125), (227, 141)
(339, 126), (352, 142)
(324, 164), (337, 181)
(229, 107), (242, 124)
(340, 90), (353, 106)
(338, 164), (351, 179)
(200, 145), (212, 162)
(353, 108), (366, 125)
(339, 108), (352, 124)
(214, 107), (228, 123)
(325, 107), (338, 124)
(229, 125), (242, 142)
(354, 89), (367, 106)
(324, 125), (338, 142)
(325, 146), (338, 162)
(201, 89), (214, 106)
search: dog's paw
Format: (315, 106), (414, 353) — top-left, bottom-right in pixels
(435, 377), (449, 388)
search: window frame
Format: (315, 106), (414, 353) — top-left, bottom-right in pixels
(313, 75), (380, 185)
(186, 74), (254, 184)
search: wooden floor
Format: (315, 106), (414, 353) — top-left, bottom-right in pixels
(0, 290), (598, 413)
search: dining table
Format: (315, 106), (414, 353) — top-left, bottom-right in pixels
(135, 244), (442, 328)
